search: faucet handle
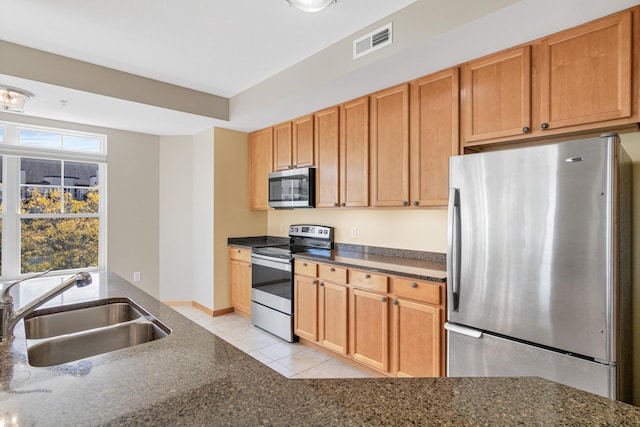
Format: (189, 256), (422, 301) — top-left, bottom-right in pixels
(75, 272), (93, 287)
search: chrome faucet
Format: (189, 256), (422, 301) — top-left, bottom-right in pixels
(0, 271), (93, 342)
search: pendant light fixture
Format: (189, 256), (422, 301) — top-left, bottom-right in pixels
(0, 85), (34, 113)
(286, 0), (336, 12)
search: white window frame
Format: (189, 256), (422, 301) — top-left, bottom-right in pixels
(0, 121), (107, 280)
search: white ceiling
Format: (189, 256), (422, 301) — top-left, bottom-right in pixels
(1, 0), (637, 136)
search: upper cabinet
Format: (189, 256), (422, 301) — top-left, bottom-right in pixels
(340, 96), (370, 208)
(370, 84), (410, 207)
(462, 8), (637, 147)
(293, 114), (315, 168)
(461, 46), (531, 144)
(410, 68), (460, 207)
(315, 106), (340, 208)
(539, 11), (633, 131)
(273, 121), (293, 171)
(248, 127), (273, 210)
(273, 115), (315, 171)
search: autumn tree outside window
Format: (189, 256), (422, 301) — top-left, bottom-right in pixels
(0, 122), (106, 279)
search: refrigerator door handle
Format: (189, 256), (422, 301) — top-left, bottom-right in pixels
(447, 188), (461, 311)
(444, 322), (483, 338)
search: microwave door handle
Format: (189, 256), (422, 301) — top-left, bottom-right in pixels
(447, 188), (461, 311)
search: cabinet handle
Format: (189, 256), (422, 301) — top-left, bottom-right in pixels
(330, 267), (335, 272)
(365, 274), (371, 279)
(237, 249), (241, 253)
(294, 163), (297, 168)
(303, 262), (308, 267)
(413, 201), (419, 206)
(334, 203), (339, 207)
(411, 283), (417, 288)
(312, 280), (318, 285)
(320, 282), (324, 287)
(341, 202), (346, 207)
(381, 297), (387, 302)
(402, 201), (408, 206)
(393, 300), (398, 305)
(541, 123), (549, 130)
(522, 126), (530, 133)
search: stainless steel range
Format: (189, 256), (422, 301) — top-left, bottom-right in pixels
(251, 224), (334, 342)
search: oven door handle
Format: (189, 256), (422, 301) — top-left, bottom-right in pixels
(251, 254), (292, 272)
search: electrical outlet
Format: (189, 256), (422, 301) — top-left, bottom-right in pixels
(133, 272), (141, 282)
(351, 226), (357, 239)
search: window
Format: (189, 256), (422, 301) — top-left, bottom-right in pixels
(0, 122), (106, 279)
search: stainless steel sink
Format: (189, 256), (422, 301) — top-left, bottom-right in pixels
(23, 297), (171, 367)
(24, 299), (144, 339)
(27, 321), (169, 367)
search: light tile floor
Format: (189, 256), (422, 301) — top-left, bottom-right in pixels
(171, 305), (372, 379)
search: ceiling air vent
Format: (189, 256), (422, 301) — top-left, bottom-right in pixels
(353, 23), (393, 60)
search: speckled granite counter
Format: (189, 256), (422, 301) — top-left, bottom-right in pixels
(295, 244), (447, 282)
(228, 235), (289, 249)
(4, 271), (638, 426)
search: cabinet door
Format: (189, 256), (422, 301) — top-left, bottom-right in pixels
(248, 127), (272, 210)
(392, 298), (441, 377)
(539, 11), (632, 130)
(229, 259), (252, 316)
(340, 96), (369, 207)
(273, 121), (293, 171)
(315, 107), (340, 208)
(350, 288), (388, 372)
(462, 46), (531, 144)
(294, 275), (318, 341)
(293, 114), (314, 168)
(319, 281), (348, 355)
(410, 68), (459, 207)
(370, 84), (410, 207)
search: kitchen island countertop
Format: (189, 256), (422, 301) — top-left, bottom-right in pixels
(2, 271), (639, 426)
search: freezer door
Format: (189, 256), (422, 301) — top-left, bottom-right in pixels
(446, 324), (616, 399)
(448, 136), (615, 361)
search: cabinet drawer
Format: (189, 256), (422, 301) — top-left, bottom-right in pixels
(318, 263), (347, 283)
(295, 259), (318, 277)
(390, 277), (441, 305)
(229, 247), (251, 263)
(349, 269), (388, 293)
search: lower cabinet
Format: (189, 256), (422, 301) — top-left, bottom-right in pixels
(392, 298), (441, 377)
(229, 247), (252, 316)
(319, 281), (348, 355)
(293, 260), (446, 378)
(350, 288), (389, 372)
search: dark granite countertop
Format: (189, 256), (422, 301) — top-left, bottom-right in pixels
(295, 245), (447, 282)
(228, 235), (289, 248)
(1, 271), (639, 425)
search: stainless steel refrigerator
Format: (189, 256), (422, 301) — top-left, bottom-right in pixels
(445, 133), (632, 402)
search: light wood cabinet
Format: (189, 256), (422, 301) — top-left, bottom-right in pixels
(293, 114), (315, 168)
(410, 67), (460, 207)
(391, 297), (441, 377)
(350, 288), (389, 372)
(248, 127), (272, 210)
(273, 121), (293, 171)
(229, 247), (252, 316)
(370, 84), (410, 207)
(294, 275), (318, 341)
(314, 106), (340, 208)
(340, 96), (369, 207)
(462, 7), (637, 147)
(461, 45), (532, 144)
(319, 281), (348, 355)
(539, 10), (633, 131)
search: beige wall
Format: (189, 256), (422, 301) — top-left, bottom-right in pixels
(213, 128), (267, 311)
(620, 132), (640, 405)
(0, 112), (161, 297)
(159, 135), (194, 302)
(268, 208), (447, 253)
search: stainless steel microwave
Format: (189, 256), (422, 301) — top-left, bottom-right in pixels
(268, 167), (316, 209)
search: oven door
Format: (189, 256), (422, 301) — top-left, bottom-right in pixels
(251, 253), (293, 315)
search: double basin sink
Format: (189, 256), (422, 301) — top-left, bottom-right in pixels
(23, 297), (171, 367)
